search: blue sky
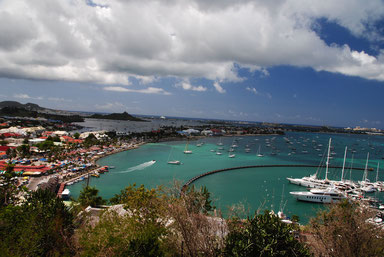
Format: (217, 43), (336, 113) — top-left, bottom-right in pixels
(0, 0), (384, 128)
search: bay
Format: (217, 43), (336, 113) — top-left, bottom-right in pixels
(68, 131), (384, 223)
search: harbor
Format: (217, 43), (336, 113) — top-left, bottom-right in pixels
(67, 131), (384, 223)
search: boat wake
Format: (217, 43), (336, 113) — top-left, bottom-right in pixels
(119, 160), (156, 173)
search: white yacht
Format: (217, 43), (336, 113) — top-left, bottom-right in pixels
(168, 160), (181, 165)
(290, 186), (346, 203)
(287, 138), (333, 189)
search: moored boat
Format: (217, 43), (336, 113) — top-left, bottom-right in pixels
(290, 186), (347, 203)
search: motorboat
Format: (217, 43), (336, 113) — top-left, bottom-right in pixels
(290, 186), (347, 203)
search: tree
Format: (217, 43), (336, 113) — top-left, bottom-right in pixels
(73, 132), (80, 139)
(78, 209), (167, 257)
(0, 164), (20, 207)
(164, 183), (223, 257)
(6, 148), (16, 160)
(79, 184), (168, 256)
(16, 144), (30, 158)
(223, 210), (311, 257)
(309, 200), (384, 257)
(83, 133), (99, 147)
(110, 184), (165, 222)
(52, 136), (61, 142)
(182, 185), (216, 214)
(78, 185), (106, 208)
(0, 189), (74, 256)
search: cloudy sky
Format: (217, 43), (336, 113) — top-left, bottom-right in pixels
(1, 0), (384, 128)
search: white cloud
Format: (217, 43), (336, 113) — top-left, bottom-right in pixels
(246, 87), (271, 99)
(246, 87), (258, 95)
(213, 81), (226, 93)
(176, 80), (207, 92)
(47, 97), (72, 102)
(95, 102), (125, 110)
(13, 93), (31, 99)
(103, 86), (171, 95)
(0, 0), (383, 87)
(13, 93), (43, 100)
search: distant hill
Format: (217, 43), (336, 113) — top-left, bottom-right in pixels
(0, 101), (145, 122)
(0, 106), (84, 122)
(90, 111), (146, 121)
(0, 101), (42, 111)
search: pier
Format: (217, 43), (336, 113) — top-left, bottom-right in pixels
(181, 164), (366, 192)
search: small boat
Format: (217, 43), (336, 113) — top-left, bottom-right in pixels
(167, 147), (181, 165)
(257, 145), (264, 157)
(61, 189), (71, 200)
(228, 153), (235, 158)
(216, 152), (222, 155)
(168, 160), (181, 165)
(184, 140), (192, 154)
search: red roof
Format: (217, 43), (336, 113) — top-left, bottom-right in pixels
(0, 146), (13, 151)
(0, 163), (51, 173)
(1, 133), (22, 138)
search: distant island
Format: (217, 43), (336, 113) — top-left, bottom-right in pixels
(0, 101), (145, 122)
(0, 104), (84, 123)
(90, 111), (146, 122)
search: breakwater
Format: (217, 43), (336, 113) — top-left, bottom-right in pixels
(181, 164), (365, 192)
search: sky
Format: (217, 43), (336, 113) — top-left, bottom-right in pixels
(0, 0), (384, 128)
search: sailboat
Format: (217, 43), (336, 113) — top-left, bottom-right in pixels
(183, 139), (192, 154)
(196, 140), (204, 147)
(359, 153), (376, 193)
(256, 145), (264, 157)
(287, 138), (333, 188)
(167, 147), (181, 165)
(217, 137), (223, 146)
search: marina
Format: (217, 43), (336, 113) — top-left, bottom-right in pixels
(68, 131), (384, 223)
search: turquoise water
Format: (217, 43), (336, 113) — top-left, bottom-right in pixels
(68, 132), (384, 223)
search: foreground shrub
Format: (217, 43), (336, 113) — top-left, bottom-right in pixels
(78, 184), (169, 256)
(309, 200), (384, 257)
(223, 210), (311, 257)
(0, 189), (74, 256)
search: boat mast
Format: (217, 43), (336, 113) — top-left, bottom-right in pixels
(167, 147), (173, 162)
(341, 146), (347, 181)
(376, 162), (380, 183)
(325, 138), (332, 181)
(349, 154), (354, 181)
(362, 152), (369, 182)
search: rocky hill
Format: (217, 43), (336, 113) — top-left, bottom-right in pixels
(0, 101), (145, 122)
